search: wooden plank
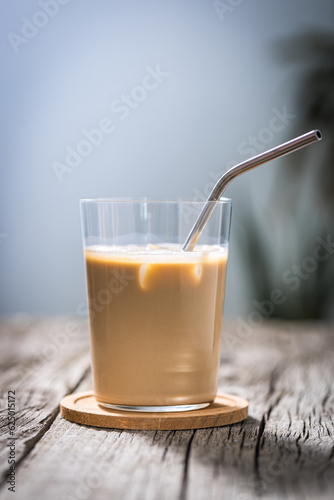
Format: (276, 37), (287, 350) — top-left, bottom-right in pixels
(0, 316), (90, 491)
(1, 320), (334, 500)
(186, 322), (334, 500)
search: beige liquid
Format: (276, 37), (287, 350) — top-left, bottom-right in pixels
(85, 245), (228, 407)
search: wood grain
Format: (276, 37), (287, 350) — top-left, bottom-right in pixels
(1, 318), (334, 500)
(0, 316), (90, 490)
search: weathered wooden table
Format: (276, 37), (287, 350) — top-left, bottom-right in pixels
(1, 317), (333, 500)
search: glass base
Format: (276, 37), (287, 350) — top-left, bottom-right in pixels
(99, 401), (211, 413)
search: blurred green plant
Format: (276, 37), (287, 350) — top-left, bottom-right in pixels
(277, 27), (334, 208)
(242, 26), (334, 320)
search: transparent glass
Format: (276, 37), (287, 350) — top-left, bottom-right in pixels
(80, 198), (232, 412)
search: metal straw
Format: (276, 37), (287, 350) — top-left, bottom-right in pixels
(182, 129), (322, 251)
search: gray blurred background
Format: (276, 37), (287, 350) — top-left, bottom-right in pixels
(1, 0), (333, 320)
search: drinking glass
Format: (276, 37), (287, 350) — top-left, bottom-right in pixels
(80, 198), (232, 412)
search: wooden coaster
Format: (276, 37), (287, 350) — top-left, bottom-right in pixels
(60, 392), (248, 431)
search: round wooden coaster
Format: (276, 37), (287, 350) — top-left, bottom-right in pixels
(60, 392), (248, 431)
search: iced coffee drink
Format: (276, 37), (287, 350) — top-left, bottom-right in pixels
(85, 244), (228, 409)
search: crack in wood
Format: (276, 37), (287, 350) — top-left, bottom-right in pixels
(253, 414), (266, 496)
(329, 444), (334, 461)
(162, 430), (176, 461)
(253, 372), (287, 492)
(325, 424), (332, 437)
(205, 427), (214, 446)
(254, 414), (266, 472)
(152, 430), (158, 442)
(288, 411), (292, 432)
(296, 395), (301, 416)
(179, 430), (196, 500)
(303, 430), (310, 442)
(295, 435), (302, 463)
(322, 386), (331, 410)
(319, 415), (323, 429)
(267, 392), (283, 421)
(261, 436), (266, 449)
(239, 428), (246, 458)
(267, 361), (287, 399)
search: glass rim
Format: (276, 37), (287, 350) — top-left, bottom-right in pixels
(80, 197), (232, 204)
